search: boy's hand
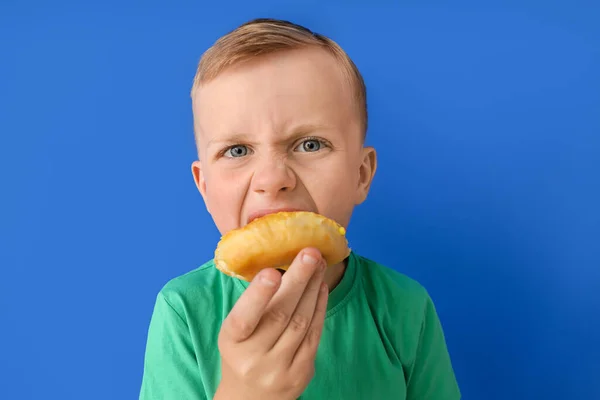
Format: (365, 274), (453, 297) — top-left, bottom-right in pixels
(214, 247), (329, 400)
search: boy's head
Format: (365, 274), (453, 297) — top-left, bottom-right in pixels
(190, 18), (377, 236)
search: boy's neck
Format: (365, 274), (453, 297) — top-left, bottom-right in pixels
(324, 259), (347, 292)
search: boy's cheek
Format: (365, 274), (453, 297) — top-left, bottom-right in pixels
(205, 197), (243, 233)
(203, 176), (249, 230)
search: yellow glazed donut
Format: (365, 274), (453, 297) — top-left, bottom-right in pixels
(214, 211), (351, 281)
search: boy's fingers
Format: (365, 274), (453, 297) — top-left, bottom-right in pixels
(221, 268), (282, 343)
(292, 281), (329, 368)
(252, 248), (323, 348)
(271, 259), (325, 361)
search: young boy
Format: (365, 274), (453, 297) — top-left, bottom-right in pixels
(139, 18), (461, 400)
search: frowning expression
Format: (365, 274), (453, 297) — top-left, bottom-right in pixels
(191, 47), (376, 236)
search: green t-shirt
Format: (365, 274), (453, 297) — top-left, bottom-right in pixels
(139, 251), (461, 399)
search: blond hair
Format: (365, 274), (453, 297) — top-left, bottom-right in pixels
(190, 18), (368, 138)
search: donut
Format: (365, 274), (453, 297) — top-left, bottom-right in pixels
(213, 211), (351, 281)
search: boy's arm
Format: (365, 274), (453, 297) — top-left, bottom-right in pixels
(139, 291), (206, 400)
(405, 292), (461, 400)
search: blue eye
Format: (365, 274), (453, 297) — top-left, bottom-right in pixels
(297, 139), (322, 152)
(224, 145), (249, 158)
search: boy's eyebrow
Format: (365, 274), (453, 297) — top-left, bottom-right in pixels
(206, 123), (330, 147)
(287, 122), (329, 137)
(206, 133), (255, 147)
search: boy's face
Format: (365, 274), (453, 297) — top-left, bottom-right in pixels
(191, 47), (376, 236)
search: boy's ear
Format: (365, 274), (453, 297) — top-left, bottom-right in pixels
(191, 160), (210, 214)
(355, 146), (377, 205)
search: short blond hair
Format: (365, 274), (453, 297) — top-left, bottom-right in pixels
(190, 18), (368, 137)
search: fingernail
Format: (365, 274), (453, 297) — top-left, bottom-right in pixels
(302, 252), (319, 265)
(260, 273), (277, 287)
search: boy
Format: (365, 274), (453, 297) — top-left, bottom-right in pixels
(139, 18), (460, 399)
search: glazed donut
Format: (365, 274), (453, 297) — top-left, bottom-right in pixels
(214, 211), (351, 281)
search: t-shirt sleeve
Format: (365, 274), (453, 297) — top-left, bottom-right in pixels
(405, 292), (461, 400)
(139, 291), (207, 400)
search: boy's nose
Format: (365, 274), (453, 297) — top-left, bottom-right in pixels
(251, 157), (297, 195)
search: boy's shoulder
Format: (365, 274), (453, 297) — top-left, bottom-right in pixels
(159, 259), (219, 295)
(352, 253), (445, 336)
(354, 252), (432, 303)
(153, 259), (240, 318)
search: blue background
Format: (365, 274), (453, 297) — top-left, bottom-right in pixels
(1, 1), (599, 399)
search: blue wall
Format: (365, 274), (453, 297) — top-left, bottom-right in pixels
(1, 1), (598, 399)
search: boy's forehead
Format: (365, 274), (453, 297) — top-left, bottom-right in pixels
(193, 49), (356, 142)
(195, 49), (350, 102)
